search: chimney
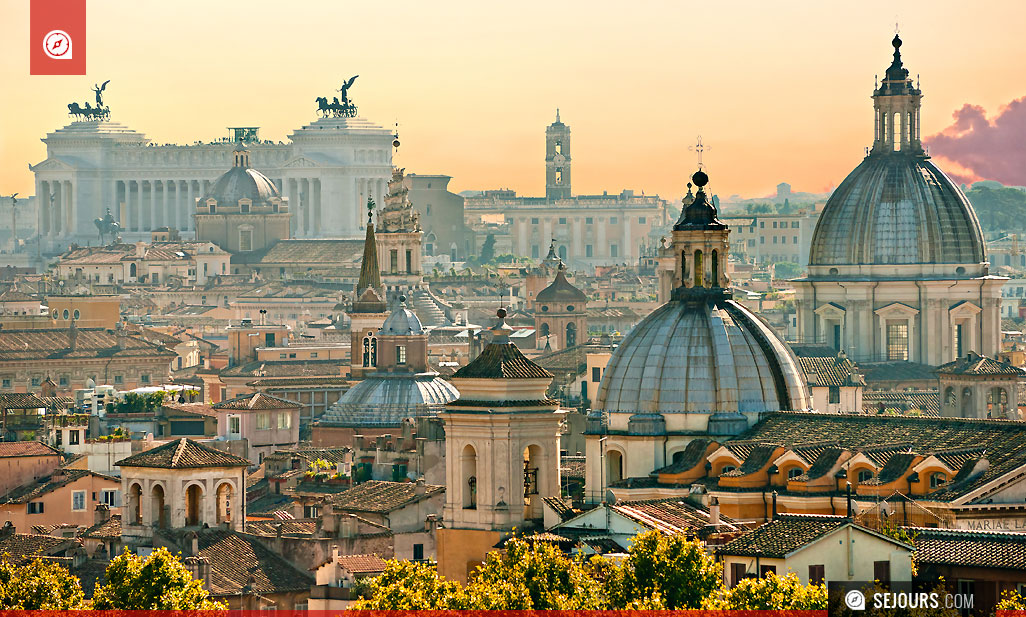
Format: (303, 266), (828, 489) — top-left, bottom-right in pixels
(116, 320), (127, 350)
(425, 514), (438, 532)
(321, 502), (336, 534)
(68, 319), (78, 352)
(414, 478), (426, 496)
(186, 531), (199, 557)
(94, 504), (111, 526)
(709, 496), (720, 526)
(340, 514), (357, 538)
(134, 241), (145, 258)
(354, 434), (365, 451)
(771, 490), (778, 520)
(184, 556), (210, 591)
(332, 544), (340, 564)
(845, 481), (853, 518)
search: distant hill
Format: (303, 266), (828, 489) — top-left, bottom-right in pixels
(966, 184), (1026, 234)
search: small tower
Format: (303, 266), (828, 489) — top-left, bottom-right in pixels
(375, 168), (423, 295)
(534, 263), (588, 350)
(350, 199), (389, 379)
(545, 110), (571, 200)
(671, 170), (730, 295)
(438, 308), (564, 582)
(871, 34), (924, 155)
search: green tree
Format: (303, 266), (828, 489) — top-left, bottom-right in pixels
(349, 559), (469, 610)
(602, 530), (721, 609)
(773, 261), (803, 279)
(478, 234), (496, 264)
(703, 571), (827, 609)
(0, 557), (84, 609)
(91, 547), (225, 610)
(468, 537), (604, 609)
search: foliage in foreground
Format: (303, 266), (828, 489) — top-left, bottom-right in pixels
(355, 529), (828, 610)
(0, 557), (84, 609)
(92, 547), (226, 610)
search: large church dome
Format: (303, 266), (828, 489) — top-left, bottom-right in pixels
(593, 172), (811, 437)
(809, 154), (984, 266)
(808, 34), (985, 269)
(202, 142), (282, 206)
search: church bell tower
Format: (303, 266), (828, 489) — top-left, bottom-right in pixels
(545, 110), (571, 200)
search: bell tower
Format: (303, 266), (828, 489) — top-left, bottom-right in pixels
(545, 110), (571, 200)
(871, 34), (924, 155)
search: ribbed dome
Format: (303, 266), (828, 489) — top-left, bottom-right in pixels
(319, 374), (458, 428)
(205, 166), (281, 205)
(536, 265), (587, 303)
(809, 153), (985, 267)
(380, 298), (424, 335)
(595, 298), (810, 418)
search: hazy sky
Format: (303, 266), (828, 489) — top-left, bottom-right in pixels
(2, 1), (1025, 201)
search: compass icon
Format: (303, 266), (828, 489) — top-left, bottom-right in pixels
(43, 30), (73, 60)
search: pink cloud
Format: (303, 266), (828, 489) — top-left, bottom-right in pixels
(924, 96), (1026, 186)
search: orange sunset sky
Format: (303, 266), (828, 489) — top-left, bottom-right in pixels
(1, 0), (1024, 201)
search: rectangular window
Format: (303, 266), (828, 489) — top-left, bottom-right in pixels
(140, 374), (150, 384)
(886, 322), (909, 361)
(639, 216), (647, 224)
(531, 217), (539, 225)
(279, 353), (287, 359)
(310, 352), (318, 359)
(585, 217), (593, 225)
(760, 221), (765, 228)
(760, 237), (765, 244)
(114, 375), (123, 385)
(955, 323), (964, 357)
(101, 489), (119, 506)
(28, 502), (44, 514)
(406, 250), (413, 273)
(558, 217), (567, 225)
(31, 377), (40, 388)
(829, 386), (840, 404)
(760, 565), (777, 577)
(413, 543), (424, 561)
(59, 376), (69, 387)
(772, 221), (778, 228)
(1, 379), (9, 389)
(256, 412), (270, 430)
(610, 216), (618, 224)
(772, 236), (778, 244)
(586, 245), (593, 258)
(229, 416), (241, 434)
(730, 563), (747, 588)
(592, 367), (601, 382)
(69, 430), (80, 445)
(531, 245), (539, 259)
(239, 230), (253, 252)
(874, 560), (890, 584)
(389, 249), (399, 274)
(396, 345), (407, 365)
(610, 245), (618, 258)
(809, 564), (825, 585)
(793, 235), (798, 244)
(277, 412), (291, 430)
(72, 490), (86, 511)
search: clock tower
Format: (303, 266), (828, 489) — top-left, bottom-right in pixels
(545, 110), (571, 201)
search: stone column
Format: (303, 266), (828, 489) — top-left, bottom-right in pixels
(313, 178), (322, 235)
(623, 213), (631, 262)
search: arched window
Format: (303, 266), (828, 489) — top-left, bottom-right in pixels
(944, 386), (956, 409)
(462, 445), (477, 509)
(857, 469), (874, 483)
(893, 112), (901, 151)
(719, 465), (736, 475)
(216, 482), (233, 524)
(362, 337), (371, 367)
(711, 250), (719, 287)
(558, 245), (567, 261)
(566, 322), (577, 347)
(694, 250), (704, 287)
(929, 472), (947, 489)
(681, 250), (687, 284)
(369, 337), (378, 367)
(539, 322), (550, 337)
(151, 484), (166, 529)
(607, 450), (624, 484)
(185, 484), (202, 526)
(787, 467), (804, 480)
(129, 263), (137, 278)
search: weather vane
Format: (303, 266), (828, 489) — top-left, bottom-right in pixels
(689, 135), (710, 170)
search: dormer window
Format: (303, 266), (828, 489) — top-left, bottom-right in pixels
(239, 199), (251, 214)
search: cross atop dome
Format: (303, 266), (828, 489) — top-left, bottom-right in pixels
(871, 33), (923, 155)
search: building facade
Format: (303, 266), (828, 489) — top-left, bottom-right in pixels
(30, 95), (394, 253)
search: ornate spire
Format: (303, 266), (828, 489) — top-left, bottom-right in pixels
(355, 198), (383, 299)
(674, 171), (724, 230)
(871, 33), (923, 154)
(232, 141), (250, 168)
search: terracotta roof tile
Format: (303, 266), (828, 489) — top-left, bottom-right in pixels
(117, 438), (250, 469)
(913, 527), (1026, 569)
(716, 514), (850, 558)
(936, 352), (1026, 376)
(213, 392), (302, 411)
(453, 342), (552, 380)
(194, 530), (313, 596)
(326, 480), (443, 514)
(0, 533), (80, 565)
(0, 441), (60, 458)
(80, 514), (121, 539)
(1, 469), (117, 504)
(335, 553), (387, 574)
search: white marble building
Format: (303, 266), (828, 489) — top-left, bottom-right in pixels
(30, 114), (394, 253)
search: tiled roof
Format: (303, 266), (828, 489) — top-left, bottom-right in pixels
(0, 533), (79, 565)
(1, 469), (117, 504)
(716, 515), (850, 558)
(257, 239), (364, 265)
(561, 454), (586, 480)
(220, 359), (349, 378)
(936, 352), (1026, 376)
(245, 520), (319, 537)
(0, 289), (37, 303)
(862, 361), (938, 385)
(80, 514), (121, 539)
(536, 267), (588, 303)
(912, 527), (1026, 569)
(0, 393), (49, 409)
(612, 497), (739, 535)
(117, 438), (251, 469)
(247, 376), (351, 387)
(0, 441), (60, 458)
(654, 438), (712, 474)
(196, 530), (313, 596)
(862, 389), (940, 415)
(542, 497), (577, 522)
(0, 328), (176, 361)
(722, 443), (779, 477)
(453, 342), (552, 380)
(326, 480), (443, 513)
(213, 392), (302, 411)
(798, 356), (864, 387)
(335, 553), (387, 574)
(266, 447), (351, 465)
(735, 412), (1026, 502)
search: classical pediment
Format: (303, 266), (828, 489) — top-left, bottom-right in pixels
(281, 156), (321, 169)
(949, 300), (982, 317)
(30, 158), (76, 172)
(874, 302), (920, 318)
(814, 302), (846, 318)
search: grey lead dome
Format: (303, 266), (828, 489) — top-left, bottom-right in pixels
(809, 152), (985, 267)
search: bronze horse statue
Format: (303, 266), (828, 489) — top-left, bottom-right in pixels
(68, 102), (110, 121)
(315, 96), (357, 119)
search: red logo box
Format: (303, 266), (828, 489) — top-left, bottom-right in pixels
(30, 0), (86, 75)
